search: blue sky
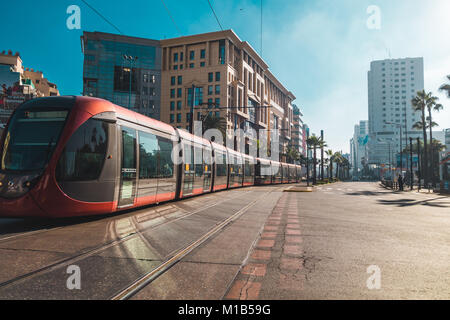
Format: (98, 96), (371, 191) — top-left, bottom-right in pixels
(2, 0), (450, 152)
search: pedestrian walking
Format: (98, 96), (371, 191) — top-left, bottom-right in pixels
(398, 174), (404, 191)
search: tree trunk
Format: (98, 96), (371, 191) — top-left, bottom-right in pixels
(321, 147), (324, 181)
(313, 147), (317, 184)
(330, 161), (333, 180)
(421, 109), (429, 186)
(428, 107), (434, 187)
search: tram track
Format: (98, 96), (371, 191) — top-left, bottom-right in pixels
(0, 188), (255, 294)
(0, 187), (248, 245)
(110, 185), (281, 300)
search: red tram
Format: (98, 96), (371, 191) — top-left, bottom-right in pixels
(0, 96), (302, 218)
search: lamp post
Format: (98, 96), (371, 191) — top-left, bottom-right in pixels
(306, 130), (310, 187)
(122, 55), (138, 110)
(385, 121), (403, 173)
(417, 137), (421, 191)
(189, 85), (195, 134)
(378, 138), (393, 180)
(410, 137), (413, 190)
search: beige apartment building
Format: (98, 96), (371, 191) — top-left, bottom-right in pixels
(23, 68), (59, 97)
(160, 30), (295, 157)
(1, 50), (60, 121)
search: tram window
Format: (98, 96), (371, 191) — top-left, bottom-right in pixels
(184, 144), (194, 168)
(56, 119), (108, 181)
(194, 146), (203, 177)
(139, 131), (158, 179)
(122, 128), (136, 169)
(157, 136), (174, 178)
(3, 109), (68, 171)
(245, 160), (251, 176)
(216, 152), (227, 176)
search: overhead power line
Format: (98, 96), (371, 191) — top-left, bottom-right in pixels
(207, 0), (223, 31)
(160, 0), (182, 35)
(80, 0), (123, 34)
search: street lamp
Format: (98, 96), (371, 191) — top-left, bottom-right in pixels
(385, 121), (403, 173)
(122, 55), (138, 110)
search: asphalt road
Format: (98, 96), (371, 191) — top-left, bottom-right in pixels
(0, 182), (448, 299)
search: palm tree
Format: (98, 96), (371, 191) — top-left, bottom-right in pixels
(286, 145), (300, 164)
(411, 90), (430, 185)
(319, 138), (328, 181)
(425, 95), (443, 187)
(439, 75), (450, 98)
(325, 149), (333, 179)
(333, 152), (343, 180)
(202, 115), (226, 140)
(306, 135), (321, 184)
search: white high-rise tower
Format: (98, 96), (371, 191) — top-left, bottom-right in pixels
(368, 57), (424, 167)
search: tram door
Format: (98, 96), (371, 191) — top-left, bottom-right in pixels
(203, 148), (212, 192)
(182, 143), (194, 196)
(118, 127), (137, 208)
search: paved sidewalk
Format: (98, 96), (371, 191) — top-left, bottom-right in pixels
(225, 192), (305, 299)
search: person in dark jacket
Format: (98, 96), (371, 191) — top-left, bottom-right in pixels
(398, 174), (404, 191)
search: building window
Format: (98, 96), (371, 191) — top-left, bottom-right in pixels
(180, 64), (183, 70)
(177, 76), (182, 85)
(215, 98), (220, 107)
(180, 52), (184, 61)
(208, 72), (213, 82)
(177, 101), (182, 110)
(219, 39), (225, 64)
(173, 65), (178, 70)
(186, 113), (191, 122)
(189, 63), (194, 68)
(215, 111), (220, 118)
(201, 49), (206, 59)
(170, 89), (175, 98)
(195, 87), (203, 106)
(177, 88), (182, 98)
(171, 76), (176, 86)
(174, 53), (178, 62)
(215, 72), (220, 81)
(170, 101), (175, 111)
(143, 74), (149, 83)
(200, 61), (205, 67)
(208, 98), (213, 108)
(170, 114), (174, 123)
(177, 113), (181, 123)
(190, 50), (195, 60)
(114, 66), (137, 92)
(208, 85), (213, 95)
(215, 85), (220, 94)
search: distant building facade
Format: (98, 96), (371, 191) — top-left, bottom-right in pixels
(0, 50), (59, 124)
(350, 120), (369, 175)
(160, 30), (296, 158)
(292, 104), (305, 157)
(81, 32), (162, 119)
(368, 57), (424, 166)
(80, 30), (298, 159)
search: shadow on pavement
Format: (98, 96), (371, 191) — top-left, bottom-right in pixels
(377, 196), (450, 208)
(345, 190), (389, 196)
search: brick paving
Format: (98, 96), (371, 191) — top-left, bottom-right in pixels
(225, 192), (305, 300)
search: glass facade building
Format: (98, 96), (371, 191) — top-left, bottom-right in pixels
(81, 32), (162, 119)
